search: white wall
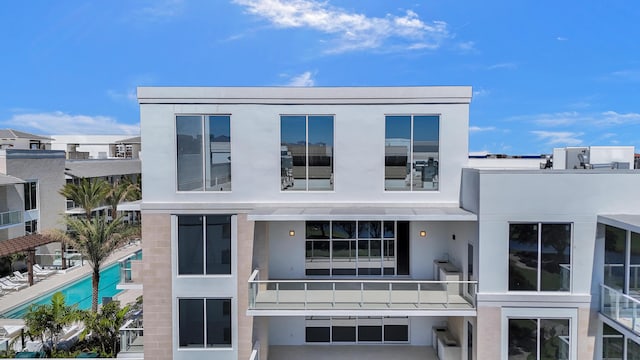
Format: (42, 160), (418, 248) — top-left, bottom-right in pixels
(476, 170), (640, 295)
(268, 317), (306, 345)
(269, 221), (306, 279)
(410, 221), (450, 279)
(141, 91), (471, 207)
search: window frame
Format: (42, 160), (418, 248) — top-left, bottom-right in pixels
(177, 298), (232, 349)
(280, 114), (335, 192)
(305, 316), (409, 344)
(176, 215), (232, 276)
(502, 308), (577, 360)
(175, 114), (232, 192)
(24, 180), (37, 211)
(508, 222), (573, 292)
(384, 113), (440, 192)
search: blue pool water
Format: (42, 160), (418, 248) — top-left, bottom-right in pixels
(2, 262), (123, 319)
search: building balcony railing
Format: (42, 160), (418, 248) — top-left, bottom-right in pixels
(117, 250), (142, 290)
(601, 283), (640, 335)
(0, 210), (22, 228)
(249, 341), (260, 360)
(248, 269), (477, 316)
(119, 316), (143, 354)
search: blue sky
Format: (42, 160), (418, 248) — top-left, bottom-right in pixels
(1, 0), (639, 155)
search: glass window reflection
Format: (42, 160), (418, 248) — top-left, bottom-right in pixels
(281, 115), (333, 191)
(385, 115), (439, 191)
(177, 116), (204, 191)
(206, 116), (231, 191)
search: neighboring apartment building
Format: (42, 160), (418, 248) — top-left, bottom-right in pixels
(51, 134), (141, 160)
(138, 86), (640, 360)
(0, 130), (66, 273)
(0, 130), (142, 272)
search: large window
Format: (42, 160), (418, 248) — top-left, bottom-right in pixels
(177, 215), (231, 275)
(508, 318), (570, 360)
(509, 223), (571, 291)
(385, 115), (439, 191)
(176, 115), (231, 191)
(604, 225), (628, 291)
(178, 298), (231, 348)
(305, 220), (397, 276)
(24, 181), (37, 210)
(305, 317), (408, 343)
(281, 115), (334, 191)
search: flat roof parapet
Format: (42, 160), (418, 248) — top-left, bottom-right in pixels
(137, 86), (473, 105)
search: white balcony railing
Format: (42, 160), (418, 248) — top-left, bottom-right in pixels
(249, 341), (260, 360)
(119, 316), (144, 354)
(248, 269), (477, 312)
(0, 210), (22, 227)
(601, 283), (640, 334)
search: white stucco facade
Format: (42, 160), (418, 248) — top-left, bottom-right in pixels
(139, 86), (640, 360)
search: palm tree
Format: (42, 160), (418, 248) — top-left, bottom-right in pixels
(24, 292), (82, 353)
(50, 216), (139, 312)
(59, 178), (110, 220)
(105, 177), (140, 221)
(81, 300), (130, 356)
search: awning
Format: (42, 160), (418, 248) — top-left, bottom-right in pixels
(248, 206), (477, 221)
(598, 214), (640, 233)
(0, 234), (58, 257)
(0, 174), (25, 186)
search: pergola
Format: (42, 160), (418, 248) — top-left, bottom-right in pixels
(0, 234), (57, 286)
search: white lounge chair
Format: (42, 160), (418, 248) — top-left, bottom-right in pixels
(0, 278), (27, 291)
(10, 271), (30, 283)
(33, 264), (56, 277)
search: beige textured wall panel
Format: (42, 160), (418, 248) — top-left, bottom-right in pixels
(577, 308), (597, 360)
(476, 306), (501, 359)
(142, 213), (172, 360)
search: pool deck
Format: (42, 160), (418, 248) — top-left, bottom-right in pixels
(0, 243), (142, 319)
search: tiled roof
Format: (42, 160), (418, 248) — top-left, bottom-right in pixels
(0, 129), (52, 141)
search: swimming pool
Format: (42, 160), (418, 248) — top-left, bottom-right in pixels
(2, 262), (123, 319)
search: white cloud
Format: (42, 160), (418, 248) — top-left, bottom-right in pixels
(556, 36), (568, 41)
(469, 126), (496, 133)
(531, 130), (584, 146)
(1, 111), (139, 135)
(107, 88), (137, 104)
(287, 71), (315, 86)
(529, 111), (580, 127)
(472, 88), (490, 98)
(487, 62), (517, 70)
(600, 111), (640, 125)
(138, 0), (184, 19)
(233, 0), (450, 53)
(457, 41), (476, 52)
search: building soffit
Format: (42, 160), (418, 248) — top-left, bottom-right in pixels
(247, 206), (477, 221)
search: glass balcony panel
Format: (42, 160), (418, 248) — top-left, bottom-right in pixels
(248, 270), (476, 313)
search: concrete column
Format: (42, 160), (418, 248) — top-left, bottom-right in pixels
(577, 308), (597, 359)
(475, 306), (501, 359)
(237, 213), (255, 360)
(142, 213), (173, 360)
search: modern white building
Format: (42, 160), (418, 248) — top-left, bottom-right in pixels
(138, 86), (640, 360)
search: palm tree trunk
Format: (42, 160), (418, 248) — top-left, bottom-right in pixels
(92, 268), (101, 312)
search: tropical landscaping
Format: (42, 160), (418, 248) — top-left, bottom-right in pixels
(0, 177), (142, 358)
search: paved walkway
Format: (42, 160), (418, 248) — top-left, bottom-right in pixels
(0, 243), (142, 317)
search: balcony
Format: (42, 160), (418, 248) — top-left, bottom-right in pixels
(119, 314), (143, 356)
(0, 210), (22, 228)
(248, 269), (477, 316)
(601, 283), (640, 334)
(117, 250), (143, 290)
